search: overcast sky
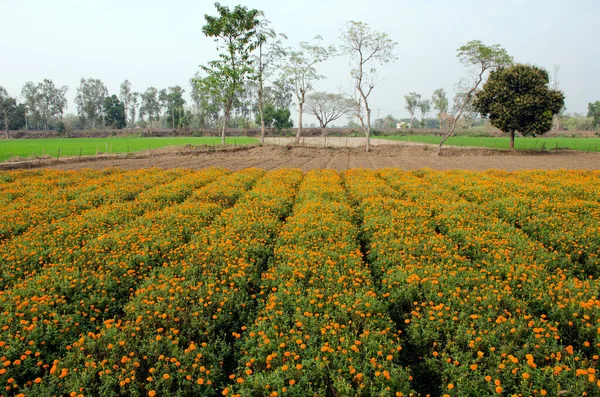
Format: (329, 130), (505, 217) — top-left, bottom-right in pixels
(1, 0), (598, 124)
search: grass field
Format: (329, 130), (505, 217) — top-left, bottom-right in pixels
(0, 168), (599, 396)
(0, 136), (258, 162)
(377, 135), (600, 151)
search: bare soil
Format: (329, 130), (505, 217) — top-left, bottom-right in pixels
(2, 139), (600, 172)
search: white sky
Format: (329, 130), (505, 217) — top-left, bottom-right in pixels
(1, 0), (598, 125)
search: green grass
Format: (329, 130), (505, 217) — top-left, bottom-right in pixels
(376, 135), (600, 152)
(0, 136), (258, 163)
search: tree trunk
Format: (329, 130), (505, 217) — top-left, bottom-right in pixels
(365, 108), (371, 153)
(437, 116), (459, 155)
(296, 98), (304, 144)
(409, 115), (413, 128)
(510, 131), (515, 150)
(222, 99), (233, 145)
(258, 86), (265, 145)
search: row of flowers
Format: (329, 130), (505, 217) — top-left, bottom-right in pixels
(0, 168), (265, 395)
(228, 170), (414, 397)
(344, 168), (600, 396)
(21, 168), (302, 396)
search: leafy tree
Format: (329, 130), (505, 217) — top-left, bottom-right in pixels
(437, 40), (512, 154)
(588, 101), (600, 128)
(417, 99), (431, 128)
(340, 21), (397, 151)
(0, 88), (21, 137)
(304, 92), (354, 128)
(256, 103), (293, 132)
(199, 2), (261, 144)
(404, 92), (421, 128)
(431, 88), (448, 128)
(453, 91), (479, 128)
(139, 87), (160, 125)
(159, 86), (186, 129)
(75, 78), (108, 129)
(283, 37), (335, 143)
(190, 75), (222, 128)
(102, 95), (126, 129)
(474, 64), (565, 150)
(20, 79), (68, 130)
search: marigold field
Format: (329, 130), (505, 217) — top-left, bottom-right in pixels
(0, 167), (599, 397)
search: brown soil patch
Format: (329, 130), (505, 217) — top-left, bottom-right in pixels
(2, 141), (600, 172)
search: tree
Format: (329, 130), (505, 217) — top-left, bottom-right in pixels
(256, 103), (293, 132)
(452, 91), (479, 128)
(254, 17), (287, 144)
(119, 80), (133, 127)
(264, 77), (293, 110)
(304, 92), (354, 129)
(437, 40), (512, 154)
(19, 79), (67, 130)
(103, 95), (126, 129)
(404, 92), (421, 128)
(340, 21), (397, 152)
(588, 101), (600, 128)
(190, 75), (222, 129)
(431, 88), (448, 128)
(474, 64), (565, 150)
(417, 99), (431, 128)
(75, 78), (108, 129)
(158, 86), (186, 129)
(0, 87), (16, 138)
(283, 37), (335, 143)
(129, 92), (139, 126)
(199, 2), (261, 144)
(139, 87), (160, 125)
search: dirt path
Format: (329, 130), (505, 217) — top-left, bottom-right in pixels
(2, 140), (600, 171)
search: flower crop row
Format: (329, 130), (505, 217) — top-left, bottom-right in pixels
(0, 168), (215, 290)
(345, 168), (600, 396)
(0, 168), (264, 395)
(28, 168), (303, 397)
(229, 170), (413, 397)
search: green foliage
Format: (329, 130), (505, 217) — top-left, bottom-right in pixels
(474, 64), (565, 139)
(159, 86), (187, 129)
(102, 95), (126, 129)
(457, 40), (513, 70)
(0, 88), (26, 131)
(431, 88), (448, 117)
(588, 101), (600, 128)
(256, 103), (293, 131)
(75, 78), (108, 129)
(199, 2), (262, 139)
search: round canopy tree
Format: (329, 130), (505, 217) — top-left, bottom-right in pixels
(474, 64), (564, 150)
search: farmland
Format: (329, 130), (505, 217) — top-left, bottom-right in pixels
(0, 168), (599, 396)
(377, 135), (600, 152)
(0, 137), (258, 163)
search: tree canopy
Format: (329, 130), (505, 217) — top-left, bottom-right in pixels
(474, 63), (565, 149)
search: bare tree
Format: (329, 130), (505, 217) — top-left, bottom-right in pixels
(340, 21), (397, 152)
(304, 92), (354, 129)
(437, 40), (512, 154)
(283, 37), (335, 143)
(404, 92), (420, 128)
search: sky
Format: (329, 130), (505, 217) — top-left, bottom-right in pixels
(1, 0), (599, 125)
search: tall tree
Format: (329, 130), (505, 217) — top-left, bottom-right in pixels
(404, 92), (421, 128)
(588, 101), (600, 128)
(452, 90), (479, 128)
(284, 37), (335, 143)
(20, 80), (67, 130)
(119, 80), (133, 127)
(103, 95), (126, 129)
(139, 87), (160, 125)
(340, 21), (397, 152)
(417, 98), (431, 128)
(304, 92), (354, 128)
(161, 86), (186, 129)
(0, 87), (16, 138)
(129, 92), (139, 126)
(437, 40), (512, 154)
(474, 64), (564, 150)
(75, 78), (108, 129)
(431, 88), (448, 129)
(264, 77), (293, 110)
(199, 2), (261, 144)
